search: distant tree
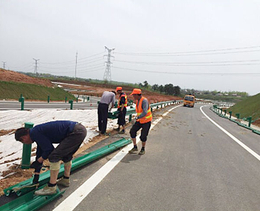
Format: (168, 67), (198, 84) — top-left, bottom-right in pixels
(173, 86), (181, 96)
(143, 81), (149, 88)
(164, 83), (174, 95)
(152, 84), (159, 91)
(159, 85), (164, 93)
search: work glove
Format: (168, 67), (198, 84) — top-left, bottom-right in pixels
(30, 160), (42, 173)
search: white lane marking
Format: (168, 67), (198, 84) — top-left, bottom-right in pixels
(200, 105), (260, 161)
(53, 105), (181, 211)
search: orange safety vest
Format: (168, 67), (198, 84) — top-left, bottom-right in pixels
(136, 97), (152, 124)
(118, 93), (128, 108)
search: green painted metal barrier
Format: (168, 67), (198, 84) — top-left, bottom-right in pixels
(0, 186), (64, 211)
(4, 138), (131, 197)
(21, 122), (34, 169)
(69, 100), (73, 110)
(19, 94), (24, 110)
(108, 100), (176, 119)
(211, 106), (260, 136)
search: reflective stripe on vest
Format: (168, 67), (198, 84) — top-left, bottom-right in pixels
(118, 93), (128, 108)
(136, 97), (152, 124)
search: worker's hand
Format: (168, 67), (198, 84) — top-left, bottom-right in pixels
(30, 160), (42, 173)
(32, 174), (39, 184)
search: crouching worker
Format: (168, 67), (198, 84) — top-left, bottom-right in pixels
(15, 120), (87, 195)
(129, 89), (152, 155)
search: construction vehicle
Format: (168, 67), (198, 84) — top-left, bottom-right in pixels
(183, 95), (195, 107)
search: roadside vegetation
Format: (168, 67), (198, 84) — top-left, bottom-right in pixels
(0, 81), (76, 101)
(227, 93), (260, 121)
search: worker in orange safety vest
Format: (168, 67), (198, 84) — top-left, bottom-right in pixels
(116, 87), (128, 134)
(129, 88), (152, 155)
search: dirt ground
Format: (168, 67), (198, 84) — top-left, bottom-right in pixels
(1, 69), (259, 195)
(0, 69), (180, 196)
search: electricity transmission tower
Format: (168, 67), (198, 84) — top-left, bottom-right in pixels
(103, 46), (115, 81)
(33, 58), (40, 76)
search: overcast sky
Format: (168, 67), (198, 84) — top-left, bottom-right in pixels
(1, 0), (260, 95)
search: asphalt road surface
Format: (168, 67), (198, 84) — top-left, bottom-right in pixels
(8, 103), (260, 211)
(0, 97), (100, 110)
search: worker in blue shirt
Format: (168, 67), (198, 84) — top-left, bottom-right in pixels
(15, 120), (87, 195)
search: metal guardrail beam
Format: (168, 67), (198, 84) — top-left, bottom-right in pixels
(3, 138), (131, 197)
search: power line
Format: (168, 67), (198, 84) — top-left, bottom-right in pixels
(115, 45), (260, 57)
(112, 66), (260, 76)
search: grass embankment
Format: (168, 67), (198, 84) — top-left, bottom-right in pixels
(0, 81), (76, 101)
(227, 93), (260, 121)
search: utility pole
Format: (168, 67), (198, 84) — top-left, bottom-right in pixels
(103, 46), (115, 81)
(75, 52), (78, 79)
(2, 62), (6, 69)
(33, 58), (40, 76)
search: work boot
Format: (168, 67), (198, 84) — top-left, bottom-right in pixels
(57, 177), (70, 187)
(129, 147), (138, 154)
(34, 185), (57, 195)
(138, 150), (145, 155)
(118, 129), (125, 134)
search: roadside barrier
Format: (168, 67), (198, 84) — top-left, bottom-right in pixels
(1, 138), (131, 211)
(108, 100), (181, 121)
(211, 105), (260, 135)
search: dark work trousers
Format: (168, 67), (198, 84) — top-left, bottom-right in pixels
(48, 123), (87, 163)
(117, 107), (126, 126)
(130, 121), (151, 142)
(98, 103), (109, 134)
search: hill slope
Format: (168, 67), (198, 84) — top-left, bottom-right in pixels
(227, 93), (260, 122)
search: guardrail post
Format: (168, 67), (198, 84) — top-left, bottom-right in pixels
(65, 96), (67, 103)
(21, 122), (34, 169)
(129, 114), (132, 122)
(19, 94), (24, 110)
(236, 113), (240, 119)
(87, 96), (90, 101)
(47, 96), (50, 103)
(247, 116), (252, 127)
(69, 100), (73, 110)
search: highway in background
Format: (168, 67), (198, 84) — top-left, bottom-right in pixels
(38, 104), (260, 211)
(0, 97), (100, 110)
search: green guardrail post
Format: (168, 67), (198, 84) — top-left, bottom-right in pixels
(21, 122), (34, 169)
(236, 113), (240, 119)
(87, 96), (90, 101)
(129, 114), (132, 122)
(19, 95), (25, 111)
(247, 116), (252, 127)
(47, 96), (50, 103)
(114, 101), (118, 108)
(229, 111), (232, 119)
(69, 100), (73, 110)
(65, 96), (67, 103)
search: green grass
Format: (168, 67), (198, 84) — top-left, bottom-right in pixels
(227, 93), (260, 121)
(0, 81), (76, 101)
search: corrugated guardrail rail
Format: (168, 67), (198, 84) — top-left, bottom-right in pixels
(0, 138), (131, 211)
(0, 100), (180, 211)
(210, 105), (260, 135)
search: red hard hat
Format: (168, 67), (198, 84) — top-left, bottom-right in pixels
(130, 88), (142, 95)
(116, 87), (122, 92)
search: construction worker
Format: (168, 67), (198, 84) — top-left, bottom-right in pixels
(116, 87), (127, 134)
(98, 91), (116, 135)
(129, 88), (152, 155)
(15, 120), (87, 195)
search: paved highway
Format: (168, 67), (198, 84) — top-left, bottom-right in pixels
(36, 104), (260, 210)
(0, 97), (100, 110)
